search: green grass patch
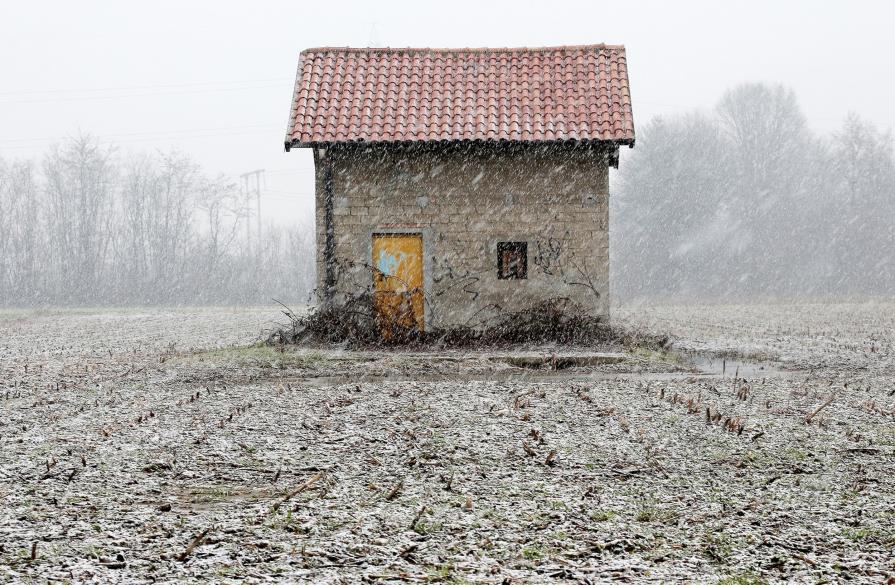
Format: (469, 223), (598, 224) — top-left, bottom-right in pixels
(634, 501), (678, 524)
(590, 509), (617, 522)
(718, 573), (767, 585)
(631, 346), (684, 365)
(840, 525), (893, 544)
(521, 545), (546, 560)
(413, 520), (443, 535)
(180, 345), (336, 368)
(704, 532), (735, 564)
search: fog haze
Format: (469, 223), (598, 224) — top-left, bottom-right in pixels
(2, 1), (893, 226)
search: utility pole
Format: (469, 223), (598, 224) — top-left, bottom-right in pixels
(239, 169), (265, 252)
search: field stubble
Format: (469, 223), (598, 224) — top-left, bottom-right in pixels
(1, 303), (894, 583)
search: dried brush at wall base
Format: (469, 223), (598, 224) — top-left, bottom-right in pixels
(267, 296), (670, 350)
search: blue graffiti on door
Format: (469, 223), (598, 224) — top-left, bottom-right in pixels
(377, 249), (411, 292)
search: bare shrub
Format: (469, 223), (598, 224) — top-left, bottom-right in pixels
(268, 296), (670, 350)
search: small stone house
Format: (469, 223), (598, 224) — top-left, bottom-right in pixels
(284, 45), (634, 334)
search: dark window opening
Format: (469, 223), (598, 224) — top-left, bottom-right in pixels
(497, 241), (528, 280)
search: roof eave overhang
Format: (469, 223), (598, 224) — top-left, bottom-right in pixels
(285, 137), (635, 152)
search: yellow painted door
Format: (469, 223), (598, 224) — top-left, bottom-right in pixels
(372, 233), (424, 338)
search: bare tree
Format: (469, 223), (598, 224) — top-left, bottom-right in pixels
(614, 83), (895, 300)
(8, 161), (41, 300)
(828, 113), (895, 290)
(42, 136), (116, 303)
(832, 113), (895, 207)
(717, 83), (809, 194)
(2, 135), (316, 307)
(195, 174), (243, 275)
(115, 151), (197, 301)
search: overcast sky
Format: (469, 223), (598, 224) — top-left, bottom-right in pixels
(2, 0), (893, 224)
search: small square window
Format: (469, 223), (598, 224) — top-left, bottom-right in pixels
(497, 242), (527, 280)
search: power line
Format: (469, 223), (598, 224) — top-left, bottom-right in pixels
(263, 169), (315, 176)
(0, 77), (293, 97)
(264, 189), (315, 197)
(0, 128), (283, 151)
(263, 194), (315, 202)
(0, 82), (288, 106)
(0, 124), (281, 145)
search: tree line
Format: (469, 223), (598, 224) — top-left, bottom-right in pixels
(612, 83), (895, 300)
(3, 84), (892, 307)
(0, 137), (314, 306)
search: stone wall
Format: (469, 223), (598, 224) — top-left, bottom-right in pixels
(313, 143), (613, 328)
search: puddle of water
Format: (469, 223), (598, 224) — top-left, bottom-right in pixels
(269, 352), (791, 388)
(292, 369), (724, 388)
(686, 353), (782, 378)
(494, 353), (627, 370)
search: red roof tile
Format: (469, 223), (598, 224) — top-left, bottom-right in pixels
(285, 45), (634, 149)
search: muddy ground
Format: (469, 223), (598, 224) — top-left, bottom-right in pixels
(1, 303), (893, 584)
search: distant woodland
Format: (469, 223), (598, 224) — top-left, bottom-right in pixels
(0, 141), (314, 306)
(613, 82), (895, 300)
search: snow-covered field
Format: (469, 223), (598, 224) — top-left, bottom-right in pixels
(1, 303), (893, 583)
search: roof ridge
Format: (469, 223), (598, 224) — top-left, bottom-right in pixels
(300, 44), (625, 55)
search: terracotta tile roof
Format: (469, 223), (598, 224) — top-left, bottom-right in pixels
(285, 45), (634, 149)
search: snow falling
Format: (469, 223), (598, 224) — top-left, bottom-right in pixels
(2, 4), (895, 583)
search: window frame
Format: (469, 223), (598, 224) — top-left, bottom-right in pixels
(497, 241), (528, 280)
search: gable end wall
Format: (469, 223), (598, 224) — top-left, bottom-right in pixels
(313, 144), (612, 328)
